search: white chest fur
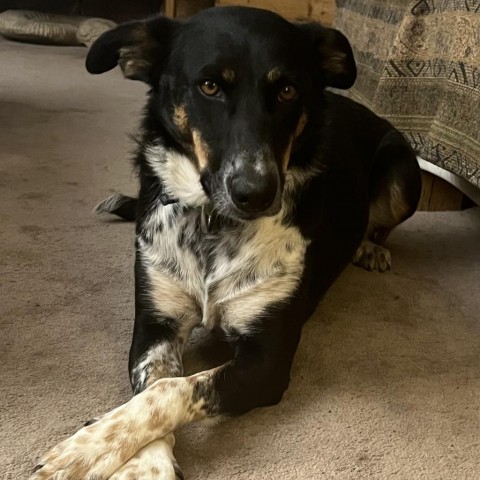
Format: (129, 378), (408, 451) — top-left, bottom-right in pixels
(138, 204), (309, 335)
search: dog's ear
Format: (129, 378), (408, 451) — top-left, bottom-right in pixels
(85, 17), (178, 84)
(297, 22), (356, 89)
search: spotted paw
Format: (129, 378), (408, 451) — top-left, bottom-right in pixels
(109, 435), (183, 480)
(30, 403), (140, 480)
(353, 240), (391, 272)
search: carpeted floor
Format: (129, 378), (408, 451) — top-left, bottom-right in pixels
(1, 38), (479, 480)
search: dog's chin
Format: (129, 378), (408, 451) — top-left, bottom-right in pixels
(219, 200), (282, 222)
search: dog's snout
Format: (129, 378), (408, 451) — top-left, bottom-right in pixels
(229, 168), (278, 214)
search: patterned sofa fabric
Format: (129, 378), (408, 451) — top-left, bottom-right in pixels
(335, 0), (480, 189)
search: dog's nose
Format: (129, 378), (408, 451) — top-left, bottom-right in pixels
(229, 170), (278, 214)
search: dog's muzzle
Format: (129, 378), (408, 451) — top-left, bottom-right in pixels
(228, 164), (280, 217)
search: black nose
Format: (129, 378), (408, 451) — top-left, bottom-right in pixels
(229, 170), (278, 214)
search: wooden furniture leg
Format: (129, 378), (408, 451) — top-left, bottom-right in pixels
(165, 0), (177, 17)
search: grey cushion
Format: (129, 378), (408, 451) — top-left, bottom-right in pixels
(0, 10), (116, 47)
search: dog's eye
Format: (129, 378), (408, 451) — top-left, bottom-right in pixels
(200, 80), (220, 97)
(278, 85), (298, 103)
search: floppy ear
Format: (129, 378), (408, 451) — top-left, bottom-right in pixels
(85, 16), (178, 84)
(297, 22), (356, 89)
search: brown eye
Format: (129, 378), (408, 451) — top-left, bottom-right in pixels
(200, 80), (220, 96)
(278, 85), (298, 103)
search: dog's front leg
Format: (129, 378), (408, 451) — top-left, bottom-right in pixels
(30, 372), (213, 480)
(108, 253), (202, 479)
(112, 305), (199, 479)
(31, 314), (303, 480)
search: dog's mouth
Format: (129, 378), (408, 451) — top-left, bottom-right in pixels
(224, 201), (282, 222)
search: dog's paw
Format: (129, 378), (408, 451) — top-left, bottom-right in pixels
(353, 240), (391, 272)
(110, 435), (183, 480)
(31, 427), (115, 479)
(30, 405), (138, 480)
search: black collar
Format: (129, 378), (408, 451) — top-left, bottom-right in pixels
(159, 190), (178, 206)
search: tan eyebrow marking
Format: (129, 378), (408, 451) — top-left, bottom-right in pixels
(173, 104), (189, 134)
(267, 67), (283, 83)
(221, 69), (235, 82)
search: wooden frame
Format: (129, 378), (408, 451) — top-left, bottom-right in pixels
(165, 1), (335, 24)
(165, 0), (177, 17)
(216, 0), (335, 25)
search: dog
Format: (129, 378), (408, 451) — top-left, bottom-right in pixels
(31, 6), (421, 480)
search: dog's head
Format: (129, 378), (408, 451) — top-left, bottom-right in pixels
(86, 7), (355, 220)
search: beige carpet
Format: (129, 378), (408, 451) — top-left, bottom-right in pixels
(1, 38), (479, 480)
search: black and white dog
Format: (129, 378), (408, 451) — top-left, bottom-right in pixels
(32, 7), (421, 480)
